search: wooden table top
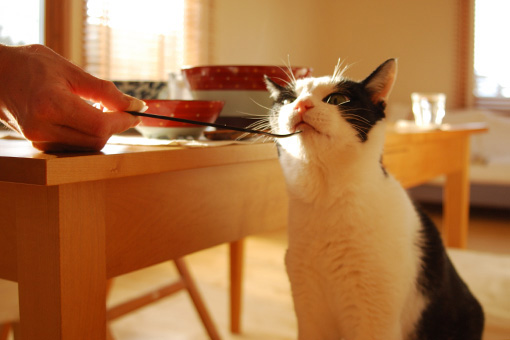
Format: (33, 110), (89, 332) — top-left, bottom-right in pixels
(0, 139), (279, 186)
(0, 122), (487, 186)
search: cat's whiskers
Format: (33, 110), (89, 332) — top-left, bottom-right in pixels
(225, 115), (274, 142)
(245, 98), (274, 114)
(340, 107), (373, 114)
(235, 112), (272, 130)
(239, 122), (274, 142)
(247, 120), (271, 130)
(272, 76), (294, 89)
(331, 59), (350, 83)
(348, 122), (370, 140)
(237, 111), (271, 118)
(280, 56), (298, 86)
(341, 113), (371, 124)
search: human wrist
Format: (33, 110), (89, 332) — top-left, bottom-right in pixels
(0, 44), (11, 115)
(0, 44), (13, 75)
(0, 44), (22, 124)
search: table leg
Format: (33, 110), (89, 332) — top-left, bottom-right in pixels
(16, 182), (107, 340)
(229, 239), (244, 334)
(443, 137), (471, 249)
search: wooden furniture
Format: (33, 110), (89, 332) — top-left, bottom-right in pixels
(0, 123), (485, 339)
(0, 140), (288, 340)
(1, 258), (220, 340)
(106, 258), (220, 340)
(0, 279), (19, 340)
(383, 123), (487, 248)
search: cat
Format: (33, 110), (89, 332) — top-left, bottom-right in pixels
(263, 59), (484, 340)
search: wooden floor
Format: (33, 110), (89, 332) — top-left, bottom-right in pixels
(106, 205), (509, 340)
(425, 204), (510, 255)
(4, 206), (510, 340)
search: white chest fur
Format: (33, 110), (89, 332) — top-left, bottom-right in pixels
(283, 165), (426, 340)
(279, 124), (427, 340)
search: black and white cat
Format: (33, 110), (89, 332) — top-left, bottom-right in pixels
(264, 59), (484, 340)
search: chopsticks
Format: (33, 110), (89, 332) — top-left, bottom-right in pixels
(126, 111), (301, 138)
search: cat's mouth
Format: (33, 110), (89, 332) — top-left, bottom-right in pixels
(293, 120), (319, 134)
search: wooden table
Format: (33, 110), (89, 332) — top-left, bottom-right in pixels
(383, 123), (487, 248)
(0, 123), (485, 339)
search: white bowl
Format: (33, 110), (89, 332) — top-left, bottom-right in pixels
(182, 65), (312, 126)
(135, 126), (205, 139)
(189, 90), (270, 117)
(134, 99), (224, 140)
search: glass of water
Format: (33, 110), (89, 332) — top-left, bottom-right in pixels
(411, 92), (446, 127)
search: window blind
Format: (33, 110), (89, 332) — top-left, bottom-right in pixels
(83, 0), (211, 81)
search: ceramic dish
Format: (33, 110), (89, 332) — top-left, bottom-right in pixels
(182, 65), (312, 121)
(135, 99), (224, 139)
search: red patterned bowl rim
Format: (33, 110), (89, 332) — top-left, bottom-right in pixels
(182, 65), (313, 90)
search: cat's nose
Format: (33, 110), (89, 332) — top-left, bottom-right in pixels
(294, 99), (314, 115)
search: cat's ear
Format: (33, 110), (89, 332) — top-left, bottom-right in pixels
(264, 75), (286, 100)
(362, 59), (397, 105)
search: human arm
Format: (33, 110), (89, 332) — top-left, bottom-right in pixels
(0, 44), (146, 151)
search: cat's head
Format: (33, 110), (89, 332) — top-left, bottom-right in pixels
(264, 59), (397, 159)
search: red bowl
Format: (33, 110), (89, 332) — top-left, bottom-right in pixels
(139, 100), (224, 127)
(182, 65), (313, 91)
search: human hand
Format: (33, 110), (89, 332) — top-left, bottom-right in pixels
(0, 44), (147, 151)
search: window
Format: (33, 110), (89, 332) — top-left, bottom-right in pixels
(0, 0), (44, 45)
(84, 0), (211, 81)
(473, 0), (510, 110)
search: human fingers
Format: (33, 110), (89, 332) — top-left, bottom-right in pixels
(0, 44), (141, 150)
(20, 44), (147, 113)
(32, 141), (106, 152)
(23, 84), (141, 143)
(66, 67), (147, 112)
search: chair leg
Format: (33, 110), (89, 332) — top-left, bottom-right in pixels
(11, 323), (19, 340)
(229, 239), (244, 334)
(105, 279), (116, 340)
(106, 328), (115, 340)
(105, 279), (114, 299)
(0, 324), (10, 340)
(174, 258), (221, 340)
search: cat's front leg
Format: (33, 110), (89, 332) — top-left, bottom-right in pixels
(292, 290), (340, 340)
(350, 317), (402, 340)
(286, 251), (341, 340)
(294, 303), (402, 340)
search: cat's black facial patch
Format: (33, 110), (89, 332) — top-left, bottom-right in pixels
(265, 73), (388, 143)
(333, 80), (386, 142)
(275, 87), (298, 106)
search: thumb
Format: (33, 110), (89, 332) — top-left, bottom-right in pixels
(68, 68), (148, 112)
(120, 94), (149, 113)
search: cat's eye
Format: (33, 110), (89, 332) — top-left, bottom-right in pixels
(323, 93), (350, 106)
(282, 97), (296, 105)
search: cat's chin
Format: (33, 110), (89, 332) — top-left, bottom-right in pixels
(294, 122), (320, 135)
